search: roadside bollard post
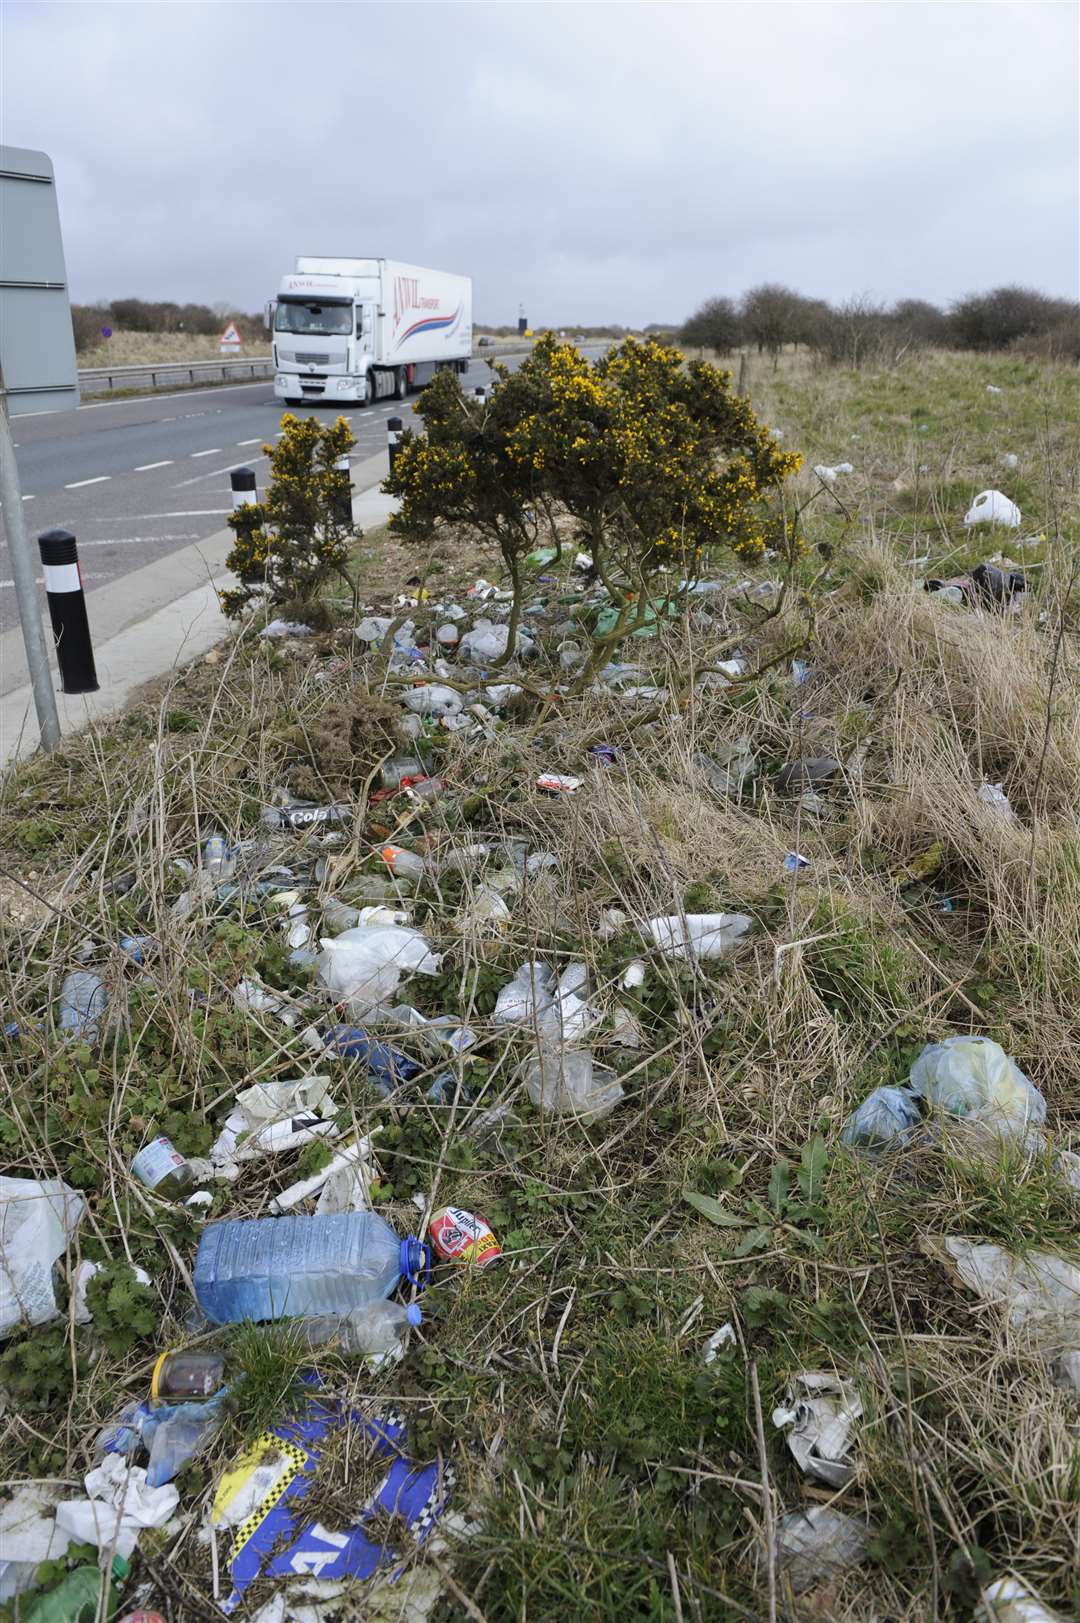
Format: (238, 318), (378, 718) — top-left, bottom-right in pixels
(230, 466), (257, 511)
(474, 385), (487, 409)
(387, 417), (403, 474)
(333, 453), (353, 526)
(37, 529), (99, 694)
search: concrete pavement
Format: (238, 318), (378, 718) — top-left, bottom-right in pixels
(0, 450), (396, 766)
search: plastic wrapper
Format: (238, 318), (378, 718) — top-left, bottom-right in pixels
(909, 1036), (1044, 1131)
(840, 1085), (921, 1151)
(0, 1177), (84, 1337)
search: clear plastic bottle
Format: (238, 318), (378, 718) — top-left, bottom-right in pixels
(58, 970), (108, 1042)
(193, 1211), (410, 1324)
(299, 1298), (421, 1357)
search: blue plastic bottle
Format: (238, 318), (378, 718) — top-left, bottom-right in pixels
(193, 1211), (413, 1324)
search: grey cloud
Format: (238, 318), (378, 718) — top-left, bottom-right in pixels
(3, 0), (1077, 325)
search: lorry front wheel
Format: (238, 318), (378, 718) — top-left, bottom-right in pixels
(394, 367), (408, 400)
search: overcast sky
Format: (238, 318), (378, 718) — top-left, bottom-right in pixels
(3, 1), (1077, 325)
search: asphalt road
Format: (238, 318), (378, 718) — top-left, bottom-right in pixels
(0, 344), (609, 633)
(0, 379), (433, 632)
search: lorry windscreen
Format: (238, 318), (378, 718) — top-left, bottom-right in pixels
(275, 300), (353, 336)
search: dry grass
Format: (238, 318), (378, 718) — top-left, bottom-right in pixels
(1, 348), (1079, 1620)
(77, 330), (271, 368)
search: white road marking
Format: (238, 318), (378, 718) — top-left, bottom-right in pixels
(174, 455), (268, 488)
(190, 448), (221, 458)
(237, 438), (262, 445)
(100, 510), (233, 518)
(65, 475), (110, 488)
(135, 460), (174, 471)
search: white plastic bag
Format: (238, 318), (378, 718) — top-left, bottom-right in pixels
(908, 1036), (1044, 1130)
(928, 1236), (1080, 1393)
(401, 684), (463, 718)
(643, 912), (752, 961)
(494, 962), (554, 1026)
(317, 923), (441, 1015)
(964, 489), (1021, 528)
(55, 1457), (178, 1560)
(976, 1576), (1066, 1622)
(458, 618), (533, 665)
(0, 1178), (84, 1337)
(977, 782), (1015, 823)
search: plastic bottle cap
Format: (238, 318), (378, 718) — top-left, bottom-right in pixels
(405, 1303), (422, 1326)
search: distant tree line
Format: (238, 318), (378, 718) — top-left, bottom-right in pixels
(70, 299), (265, 352)
(677, 284), (1080, 365)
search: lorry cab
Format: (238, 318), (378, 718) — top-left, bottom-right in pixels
(271, 258), (472, 408)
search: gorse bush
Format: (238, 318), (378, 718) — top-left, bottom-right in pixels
(384, 334), (801, 671)
(220, 413), (359, 620)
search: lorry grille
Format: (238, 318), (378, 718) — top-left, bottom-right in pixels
(295, 351), (331, 365)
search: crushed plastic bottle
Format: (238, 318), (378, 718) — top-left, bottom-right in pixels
(298, 1298), (421, 1360)
(58, 971), (107, 1043)
(642, 913), (752, 961)
(494, 961), (554, 1025)
(310, 1024), (421, 1092)
(522, 1048), (624, 1122)
(193, 1211), (416, 1323)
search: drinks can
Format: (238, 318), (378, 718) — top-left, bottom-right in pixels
(132, 1136), (187, 1190)
(429, 1206), (501, 1268)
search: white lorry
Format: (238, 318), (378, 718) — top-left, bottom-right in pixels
(269, 256), (472, 407)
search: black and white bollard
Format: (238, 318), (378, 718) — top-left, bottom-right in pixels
(230, 466), (257, 510)
(387, 416), (403, 474)
(333, 453), (352, 526)
(474, 385), (487, 409)
(37, 529), (98, 694)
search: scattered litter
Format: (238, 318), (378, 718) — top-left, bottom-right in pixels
(210, 1394), (453, 1613)
(270, 1135), (382, 1215)
(775, 756), (841, 793)
(643, 912), (752, 961)
(0, 1177), (83, 1337)
(494, 961), (554, 1026)
(429, 1206), (501, 1268)
(194, 1210), (414, 1324)
(55, 1455), (178, 1560)
(233, 975), (298, 1028)
(260, 619), (313, 639)
(926, 1236), (1080, 1394)
(813, 462), (854, 482)
(694, 741), (755, 796)
(73, 1259), (151, 1325)
(261, 803), (351, 831)
(0, 1485), (71, 1601)
(537, 773), (582, 795)
(458, 617), (533, 664)
(976, 781), (1016, 823)
(316, 921), (441, 1016)
(702, 1323), (737, 1363)
(987, 384), (1003, 395)
(976, 1576), (1067, 1622)
(621, 959), (646, 990)
(522, 1048), (624, 1121)
(783, 852), (809, 872)
(58, 969), (107, 1043)
(401, 683), (463, 718)
(964, 489), (1021, 528)
(1001, 452), (1019, 469)
(909, 1036), (1044, 1131)
(772, 1371), (862, 1488)
(840, 1084), (921, 1151)
(211, 1076), (340, 1167)
(776, 1507), (871, 1592)
(298, 1298), (421, 1363)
